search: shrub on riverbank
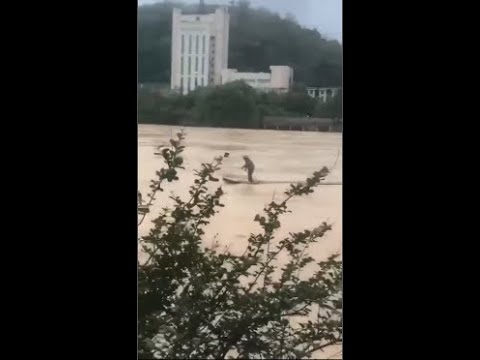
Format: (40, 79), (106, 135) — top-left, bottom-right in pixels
(138, 132), (342, 359)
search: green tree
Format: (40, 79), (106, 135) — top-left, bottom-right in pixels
(138, 2), (175, 83)
(194, 81), (259, 128)
(138, 90), (192, 125)
(138, 82), (338, 128)
(314, 89), (342, 119)
(281, 85), (317, 116)
(138, 133), (342, 359)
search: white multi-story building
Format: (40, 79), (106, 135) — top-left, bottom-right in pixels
(170, 6), (229, 95)
(220, 66), (294, 93)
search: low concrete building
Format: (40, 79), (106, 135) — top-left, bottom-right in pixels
(263, 116), (339, 132)
(307, 87), (340, 102)
(221, 66), (293, 93)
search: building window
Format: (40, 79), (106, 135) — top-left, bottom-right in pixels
(202, 35), (206, 54)
(194, 77), (198, 88)
(188, 57), (191, 75)
(201, 57), (205, 74)
(201, 77), (204, 86)
(195, 57), (198, 72)
(180, 56), (184, 75)
(189, 35), (192, 54)
(196, 35), (199, 54)
(180, 77), (183, 93)
(181, 35), (185, 54)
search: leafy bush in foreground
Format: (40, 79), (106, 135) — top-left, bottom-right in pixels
(138, 132), (342, 359)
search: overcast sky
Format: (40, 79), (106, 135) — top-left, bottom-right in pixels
(138, 0), (342, 42)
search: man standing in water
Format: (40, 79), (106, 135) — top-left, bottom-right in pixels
(241, 155), (255, 183)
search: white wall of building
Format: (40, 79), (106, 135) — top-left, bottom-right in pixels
(220, 69), (271, 90)
(270, 66), (294, 92)
(170, 7), (229, 95)
(220, 66), (294, 93)
(213, 8), (229, 85)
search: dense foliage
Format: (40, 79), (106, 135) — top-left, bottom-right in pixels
(138, 132), (343, 359)
(138, 81), (344, 128)
(194, 81), (260, 128)
(138, 1), (342, 87)
(314, 88), (343, 119)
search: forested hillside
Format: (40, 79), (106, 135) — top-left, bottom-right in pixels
(138, 1), (342, 87)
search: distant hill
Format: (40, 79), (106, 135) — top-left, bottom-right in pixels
(138, 1), (342, 87)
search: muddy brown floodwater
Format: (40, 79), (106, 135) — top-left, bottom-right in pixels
(138, 124), (343, 359)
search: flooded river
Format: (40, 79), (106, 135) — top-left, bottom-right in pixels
(138, 124), (342, 359)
